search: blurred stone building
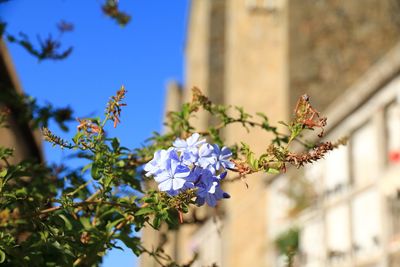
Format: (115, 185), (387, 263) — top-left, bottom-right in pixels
(0, 40), (43, 163)
(142, 0), (400, 266)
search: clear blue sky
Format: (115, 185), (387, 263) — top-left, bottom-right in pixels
(3, 0), (189, 266)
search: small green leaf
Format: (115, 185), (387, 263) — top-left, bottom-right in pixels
(59, 214), (73, 231)
(119, 236), (142, 256)
(15, 188), (27, 197)
(117, 160), (125, 167)
(81, 163), (92, 174)
(91, 163), (101, 180)
(267, 168), (280, 174)
(134, 207), (153, 216)
(111, 138), (120, 151)
(0, 249), (5, 263)
(153, 215), (161, 229)
(144, 197), (156, 204)
(256, 112), (268, 120)
(80, 217), (92, 230)
(249, 158), (259, 170)
(72, 132), (84, 144)
(0, 168), (7, 178)
(106, 217), (125, 232)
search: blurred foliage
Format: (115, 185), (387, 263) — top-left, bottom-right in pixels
(102, 0), (131, 26)
(1, 20), (73, 61)
(0, 88), (73, 131)
(0, 0), (130, 61)
(275, 228), (300, 267)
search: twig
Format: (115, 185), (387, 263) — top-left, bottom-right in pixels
(38, 200), (132, 216)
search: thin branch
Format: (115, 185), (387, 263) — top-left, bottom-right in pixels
(38, 200), (133, 216)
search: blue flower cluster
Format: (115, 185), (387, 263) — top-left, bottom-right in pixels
(144, 133), (234, 207)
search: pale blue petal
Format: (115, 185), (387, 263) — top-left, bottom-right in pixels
(173, 138), (187, 149)
(170, 160), (179, 174)
(206, 165), (217, 175)
(221, 147), (232, 158)
(212, 144), (221, 154)
(167, 189), (180, 196)
(186, 133), (200, 146)
(182, 151), (197, 164)
(206, 195), (217, 207)
(172, 178), (186, 190)
(222, 160), (235, 169)
(174, 165), (191, 178)
(208, 181), (218, 194)
(197, 157), (212, 169)
(168, 149), (180, 161)
(196, 197), (205, 206)
(145, 162), (156, 173)
(158, 179), (173, 191)
(154, 171), (170, 183)
(219, 172), (227, 179)
(215, 161), (221, 170)
(199, 143), (213, 157)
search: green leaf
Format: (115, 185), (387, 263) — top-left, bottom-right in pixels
(39, 231), (49, 241)
(99, 208), (120, 220)
(91, 163), (101, 180)
(267, 168), (280, 174)
(256, 112), (268, 120)
(153, 215), (161, 229)
(58, 214), (73, 231)
(249, 158), (259, 170)
(0, 168), (7, 178)
(134, 207), (153, 216)
(119, 236), (142, 256)
(72, 132), (84, 144)
(143, 197), (156, 204)
(0, 249), (5, 263)
(106, 217), (125, 232)
(0, 147), (13, 160)
(111, 138), (120, 151)
(80, 217), (92, 230)
(81, 163), (92, 174)
(15, 188), (27, 197)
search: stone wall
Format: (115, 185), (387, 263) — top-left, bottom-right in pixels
(289, 0), (400, 111)
(222, 0), (289, 266)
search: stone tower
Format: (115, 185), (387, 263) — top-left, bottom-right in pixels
(142, 0), (400, 266)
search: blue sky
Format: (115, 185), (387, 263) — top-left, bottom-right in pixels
(3, 0), (189, 266)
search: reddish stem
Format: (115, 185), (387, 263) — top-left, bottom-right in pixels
(178, 210), (183, 224)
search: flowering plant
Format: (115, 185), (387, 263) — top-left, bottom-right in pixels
(145, 133), (232, 207)
(0, 86), (341, 266)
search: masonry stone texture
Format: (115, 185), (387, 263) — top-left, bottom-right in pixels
(141, 0), (400, 266)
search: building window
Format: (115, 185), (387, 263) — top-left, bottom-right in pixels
(191, 219), (222, 267)
(245, 0), (280, 11)
(351, 189), (381, 260)
(300, 217), (325, 267)
(268, 176), (291, 238)
(388, 192), (400, 243)
(304, 160), (324, 197)
(323, 145), (350, 200)
(351, 121), (379, 187)
(386, 101), (400, 165)
(326, 204), (351, 265)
